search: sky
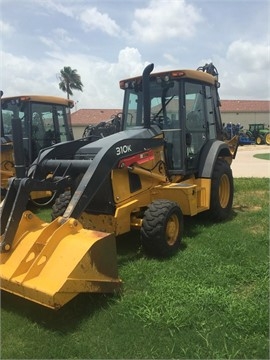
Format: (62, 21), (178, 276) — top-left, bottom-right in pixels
(1, 0), (269, 110)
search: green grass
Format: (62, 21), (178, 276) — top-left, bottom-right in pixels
(1, 178), (269, 359)
(253, 153), (270, 160)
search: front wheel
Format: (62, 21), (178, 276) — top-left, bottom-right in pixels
(140, 200), (183, 258)
(208, 159), (234, 221)
(51, 190), (71, 220)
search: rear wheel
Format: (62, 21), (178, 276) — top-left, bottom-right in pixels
(256, 135), (264, 145)
(141, 200), (183, 258)
(208, 159), (233, 221)
(264, 133), (270, 145)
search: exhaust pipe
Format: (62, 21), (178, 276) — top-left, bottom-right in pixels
(143, 63), (154, 129)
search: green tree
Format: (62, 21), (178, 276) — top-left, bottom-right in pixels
(58, 66), (83, 99)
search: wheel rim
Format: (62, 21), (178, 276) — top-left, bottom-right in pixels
(265, 133), (270, 145)
(165, 214), (179, 246)
(256, 137), (262, 145)
(219, 174), (230, 208)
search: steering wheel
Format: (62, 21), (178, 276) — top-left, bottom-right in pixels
(151, 114), (171, 129)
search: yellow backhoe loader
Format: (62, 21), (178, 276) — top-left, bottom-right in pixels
(0, 63), (238, 309)
(0, 94), (74, 203)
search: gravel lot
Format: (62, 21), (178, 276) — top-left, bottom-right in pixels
(231, 144), (270, 178)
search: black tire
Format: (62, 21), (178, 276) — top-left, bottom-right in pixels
(51, 190), (71, 220)
(208, 159), (233, 221)
(140, 199), (183, 258)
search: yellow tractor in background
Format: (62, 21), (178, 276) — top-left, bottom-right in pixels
(0, 94), (74, 203)
(0, 63), (238, 310)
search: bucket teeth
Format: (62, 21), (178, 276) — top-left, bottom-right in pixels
(0, 211), (121, 309)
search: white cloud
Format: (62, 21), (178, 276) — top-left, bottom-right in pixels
(117, 47), (144, 74)
(1, 51), (61, 97)
(33, 0), (74, 18)
(131, 0), (203, 43)
(53, 28), (74, 45)
(1, 47), (148, 109)
(39, 36), (61, 51)
(73, 47), (148, 108)
(227, 40), (269, 71)
(3, 37), (269, 113)
(0, 20), (14, 34)
(163, 53), (180, 65)
(1, 1), (269, 107)
(40, 28), (75, 51)
(216, 40), (270, 100)
(79, 7), (122, 37)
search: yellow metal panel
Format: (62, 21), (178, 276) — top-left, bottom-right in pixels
(2, 95), (74, 107)
(120, 69), (216, 88)
(151, 178), (211, 216)
(111, 145), (166, 204)
(112, 168), (154, 203)
(0, 143), (14, 190)
(194, 178), (211, 210)
(152, 183), (198, 215)
(79, 199), (140, 235)
(0, 211), (121, 309)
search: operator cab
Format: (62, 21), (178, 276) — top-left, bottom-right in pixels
(1, 96), (74, 165)
(120, 69), (223, 175)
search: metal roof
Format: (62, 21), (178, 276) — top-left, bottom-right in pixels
(220, 100), (269, 113)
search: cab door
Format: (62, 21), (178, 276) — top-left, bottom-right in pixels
(184, 82), (209, 170)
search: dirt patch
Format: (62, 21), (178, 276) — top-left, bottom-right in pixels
(233, 282), (256, 298)
(233, 205), (262, 212)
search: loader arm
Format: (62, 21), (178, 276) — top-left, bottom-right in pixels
(0, 127), (163, 252)
(45, 128), (164, 221)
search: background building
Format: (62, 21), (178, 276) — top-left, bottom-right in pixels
(71, 100), (270, 139)
(71, 108), (120, 139)
(220, 100), (269, 129)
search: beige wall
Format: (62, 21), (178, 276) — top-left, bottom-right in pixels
(73, 126), (86, 139)
(221, 112), (270, 130)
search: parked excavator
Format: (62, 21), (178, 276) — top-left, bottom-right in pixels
(0, 94), (74, 203)
(0, 63), (238, 310)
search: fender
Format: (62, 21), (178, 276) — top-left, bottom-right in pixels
(198, 140), (232, 178)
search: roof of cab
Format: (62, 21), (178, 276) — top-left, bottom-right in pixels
(120, 68), (216, 88)
(1, 95), (74, 107)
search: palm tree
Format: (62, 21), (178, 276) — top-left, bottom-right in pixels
(58, 66), (83, 99)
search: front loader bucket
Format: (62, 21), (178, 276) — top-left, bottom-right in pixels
(0, 211), (122, 309)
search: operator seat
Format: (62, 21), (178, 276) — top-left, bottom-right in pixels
(186, 111), (202, 155)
